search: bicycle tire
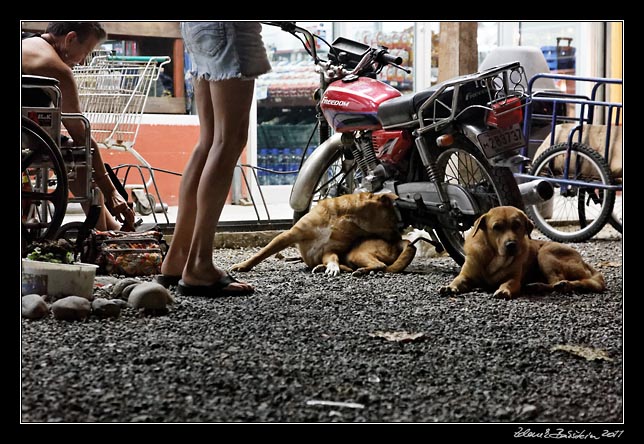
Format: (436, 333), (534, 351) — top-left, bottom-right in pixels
(608, 214), (622, 233)
(526, 142), (615, 242)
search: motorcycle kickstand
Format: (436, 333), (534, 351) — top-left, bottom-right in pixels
(409, 230), (445, 253)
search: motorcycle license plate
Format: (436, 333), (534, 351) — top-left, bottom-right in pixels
(477, 124), (526, 158)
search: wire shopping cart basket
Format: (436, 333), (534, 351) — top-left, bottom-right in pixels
(72, 54), (172, 221)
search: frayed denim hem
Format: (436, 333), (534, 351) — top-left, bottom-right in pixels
(191, 70), (270, 82)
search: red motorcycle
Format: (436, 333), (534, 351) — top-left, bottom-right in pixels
(267, 22), (550, 265)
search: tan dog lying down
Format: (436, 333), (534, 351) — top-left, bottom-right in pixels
(439, 206), (605, 299)
(341, 237), (417, 276)
(231, 193), (416, 276)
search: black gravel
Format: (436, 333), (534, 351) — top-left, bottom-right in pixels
(21, 230), (623, 424)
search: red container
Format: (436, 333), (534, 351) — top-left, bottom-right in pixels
(487, 96), (523, 129)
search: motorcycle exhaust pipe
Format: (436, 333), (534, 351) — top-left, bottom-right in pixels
(518, 180), (554, 206)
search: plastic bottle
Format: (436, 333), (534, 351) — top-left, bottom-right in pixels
(281, 148), (292, 185)
(257, 148), (268, 185)
(317, 23), (326, 49)
(292, 148), (304, 173)
(270, 148), (281, 185)
(263, 148), (274, 185)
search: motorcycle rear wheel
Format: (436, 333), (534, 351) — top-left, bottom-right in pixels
(433, 138), (524, 265)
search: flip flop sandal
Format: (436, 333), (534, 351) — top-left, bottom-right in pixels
(153, 274), (181, 288)
(177, 273), (254, 297)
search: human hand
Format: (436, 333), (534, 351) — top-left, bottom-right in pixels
(104, 188), (136, 231)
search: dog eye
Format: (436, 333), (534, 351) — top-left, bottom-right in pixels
(511, 221), (521, 230)
(492, 224), (503, 231)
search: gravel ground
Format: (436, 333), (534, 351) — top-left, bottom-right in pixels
(21, 228), (623, 424)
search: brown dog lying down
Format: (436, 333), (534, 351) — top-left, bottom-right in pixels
(231, 192), (416, 276)
(340, 237), (416, 276)
(439, 206), (605, 299)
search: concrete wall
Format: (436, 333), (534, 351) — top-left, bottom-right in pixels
(101, 114), (250, 207)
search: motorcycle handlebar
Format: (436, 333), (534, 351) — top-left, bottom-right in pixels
(264, 22), (409, 74)
(262, 21), (319, 62)
(381, 52), (403, 66)
(264, 21), (297, 32)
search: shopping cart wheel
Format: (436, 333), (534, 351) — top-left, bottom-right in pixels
(22, 116), (69, 245)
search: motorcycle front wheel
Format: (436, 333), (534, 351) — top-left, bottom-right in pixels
(292, 151), (359, 224)
(433, 138), (524, 265)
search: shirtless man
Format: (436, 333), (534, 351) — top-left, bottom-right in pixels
(22, 22), (135, 230)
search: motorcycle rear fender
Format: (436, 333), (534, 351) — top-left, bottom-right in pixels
(289, 133), (344, 212)
(459, 123), (486, 150)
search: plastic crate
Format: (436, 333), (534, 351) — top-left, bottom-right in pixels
(258, 123), (317, 148)
(541, 46), (558, 70)
(541, 38), (576, 71)
(285, 123), (317, 147)
(259, 124), (289, 148)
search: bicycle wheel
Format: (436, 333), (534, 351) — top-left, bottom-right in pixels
(579, 188), (622, 234)
(21, 116), (69, 245)
(608, 212), (623, 233)
(526, 142), (614, 242)
(433, 136), (524, 265)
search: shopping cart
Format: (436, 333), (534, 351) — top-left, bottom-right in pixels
(71, 54), (173, 222)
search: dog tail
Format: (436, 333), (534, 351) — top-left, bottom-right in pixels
(386, 240), (417, 273)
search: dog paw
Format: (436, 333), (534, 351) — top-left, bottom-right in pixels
(230, 263), (250, 272)
(324, 262), (341, 277)
(311, 264), (326, 274)
(493, 288), (513, 299)
(439, 285), (457, 296)
(553, 280), (573, 293)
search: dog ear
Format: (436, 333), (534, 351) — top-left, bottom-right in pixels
(521, 210), (535, 237)
(472, 214), (487, 236)
(378, 193), (399, 204)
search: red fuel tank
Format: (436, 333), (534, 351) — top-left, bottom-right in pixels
(320, 77), (402, 132)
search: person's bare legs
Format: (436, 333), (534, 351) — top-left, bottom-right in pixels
(181, 78), (254, 292)
(69, 173), (121, 231)
(161, 78), (214, 277)
(165, 77), (254, 293)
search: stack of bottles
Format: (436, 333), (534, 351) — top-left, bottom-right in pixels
(355, 27), (414, 92)
(257, 146), (316, 186)
(255, 61), (319, 100)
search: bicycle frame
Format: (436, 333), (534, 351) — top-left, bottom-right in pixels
(519, 73), (623, 192)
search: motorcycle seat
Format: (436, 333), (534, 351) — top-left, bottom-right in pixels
(378, 85), (454, 129)
(378, 77), (492, 130)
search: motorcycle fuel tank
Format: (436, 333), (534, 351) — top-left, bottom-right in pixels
(320, 77), (402, 132)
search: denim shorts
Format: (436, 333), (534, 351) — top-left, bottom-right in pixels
(181, 22), (272, 81)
